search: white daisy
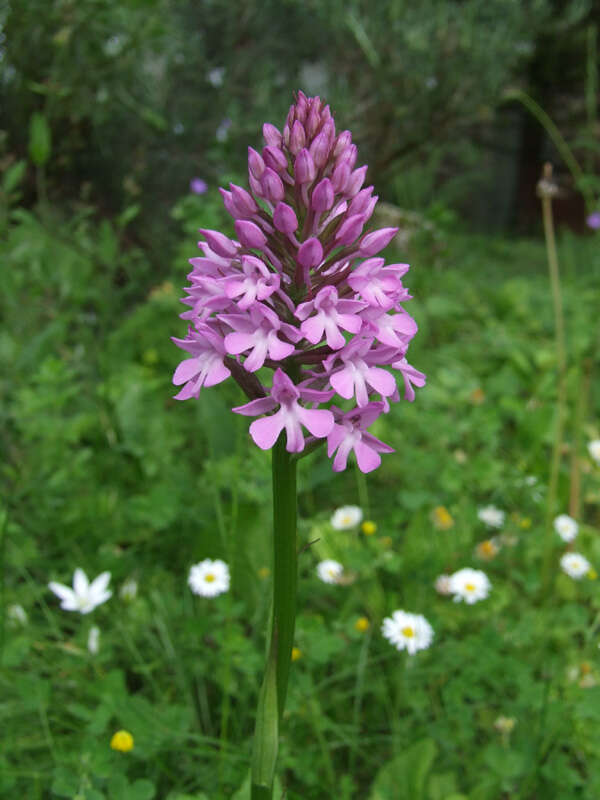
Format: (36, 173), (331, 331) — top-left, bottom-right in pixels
(381, 610), (434, 654)
(330, 506), (363, 530)
(316, 560), (344, 584)
(119, 578), (138, 601)
(588, 440), (600, 465)
(477, 506), (505, 528)
(48, 569), (112, 614)
(554, 514), (579, 542)
(449, 567), (491, 604)
(560, 552), (592, 580)
(87, 626), (100, 655)
(188, 559), (230, 597)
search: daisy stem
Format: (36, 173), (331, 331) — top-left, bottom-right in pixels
(251, 434), (297, 799)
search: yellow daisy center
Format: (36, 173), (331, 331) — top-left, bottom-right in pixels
(204, 573), (215, 583)
(465, 583), (476, 592)
(401, 626), (415, 638)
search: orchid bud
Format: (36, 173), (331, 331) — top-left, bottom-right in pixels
(199, 229), (239, 258)
(289, 120), (306, 155)
(335, 214), (366, 246)
(311, 178), (334, 213)
(230, 183), (258, 216)
(294, 148), (316, 185)
(260, 168), (285, 204)
(273, 202), (299, 234)
(263, 123), (282, 148)
(234, 219), (268, 249)
(298, 237), (323, 269)
(359, 227), (399, 256)
(247, 147), (265, 179)
(263, 146), (288, 173)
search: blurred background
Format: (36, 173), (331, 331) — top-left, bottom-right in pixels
(2, 2), (600, 799)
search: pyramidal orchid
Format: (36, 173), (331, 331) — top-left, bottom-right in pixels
(171, 92), (425, 800)
(172, 91), (425, 473)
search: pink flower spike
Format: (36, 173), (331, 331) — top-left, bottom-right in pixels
(327, 404), (394, 473)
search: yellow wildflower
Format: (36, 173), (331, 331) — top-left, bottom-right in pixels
(110, 730), (134, 753)
(291, 647), (302, 662)
(476, 538), (500, 560)
(361, 520), (377, 536)
(432, 506), (454, 530)
(354, 617), (370, 633)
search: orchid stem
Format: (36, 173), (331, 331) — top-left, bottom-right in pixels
(251, 435), (297, 799)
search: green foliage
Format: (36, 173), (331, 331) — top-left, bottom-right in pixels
(2, 194), (600, 799)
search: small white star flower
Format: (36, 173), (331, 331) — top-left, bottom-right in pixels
(477, 506), (505, 528)
(87, 625), (100, 655)
(119, 578), (138, 601)
(554, 514), (578, 542)
(188, 559), (230, 597)
(449, 567), (491, 604)
(588, 440), (600, 465)
(381, 610), (434, 654)
(330, 506), (363, 530)
(7, 604), (28, 626)
(316, 560), (344, 584)
(48, 569), (112, 614)
(560, 552), (592, 580)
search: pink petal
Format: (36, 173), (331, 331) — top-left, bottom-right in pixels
(332, 438), (353, 471)
(327, 424), (347, 457)
(204, 360), (231, 387)
(301, 316), (325, 344)
(249, 413), (283, 450)
(354, 440), (381, 473)
(366, 367), (396, 396)
(233, 397), (277, 416)
(267, 336), (295, 361)
(330, 369), (355, 399)
(224, 332), (256, 355)
(297, 407), (334, 438)
(173, 357), (201, 385)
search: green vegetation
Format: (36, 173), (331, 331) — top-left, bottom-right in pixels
(2, 193), (600, 797)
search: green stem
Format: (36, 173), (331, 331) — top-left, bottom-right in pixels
(251, 435), (297, 799)
(540, 188), (567, 594)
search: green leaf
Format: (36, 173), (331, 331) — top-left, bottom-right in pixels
(2, 160), (27, 194)
(369, 738), (438, 800)
(28, 112), (52, 166)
